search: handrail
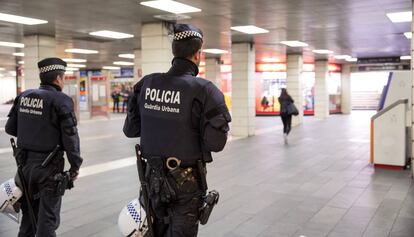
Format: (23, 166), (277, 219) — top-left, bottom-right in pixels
(371, 99), (408, 121)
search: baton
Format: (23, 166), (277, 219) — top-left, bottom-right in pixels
(135, 144), (154, 237)
(41, 145), (61, 168)
(10, 138), (37, 233)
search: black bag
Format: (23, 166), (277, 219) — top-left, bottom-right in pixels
(286, 102), (299, 116)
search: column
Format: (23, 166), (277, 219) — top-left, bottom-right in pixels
(341, 64), (352, 114)
(205, 58), (221, 89)
(141, 23), (173, 76)
(23, 35), (56, 90)
(231, 43), (255, 137)
(286, 54), (304, 126)
(410, 7), (414, 176)
(134, 49), (142, 82)
(314, 60), (329, 119)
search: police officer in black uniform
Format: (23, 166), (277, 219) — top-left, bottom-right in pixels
(123, 23), (231, 237)
(5, 58), (83, 237)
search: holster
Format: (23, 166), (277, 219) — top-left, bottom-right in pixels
(199, 190), (219, 225)
(53, 171), (73, 196)
(146, 158), (176, 203)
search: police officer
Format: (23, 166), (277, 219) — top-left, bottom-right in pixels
(5, 58), (83, 237)
(123, 23), (231, 237)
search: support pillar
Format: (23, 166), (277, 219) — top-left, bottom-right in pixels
(231, 43), (255, 137)
(141, 23), (173, 75)
(134, 49), (142, 82)
(205, 58), (221, 89)
(286, 54), (304, 126)
(315, 60), (329, 119)
(410, 6), (414, 177)
(341, 64), (352, 114)
(23, 35), (56, 90)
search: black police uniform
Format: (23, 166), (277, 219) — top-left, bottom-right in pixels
(123, 24), (231, 237)
(5, 58), (83, 237)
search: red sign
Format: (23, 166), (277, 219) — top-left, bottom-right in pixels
(91, 76), (106, 81)
(64, 76), (77, 80)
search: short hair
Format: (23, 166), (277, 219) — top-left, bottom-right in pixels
(40, 70), (64, 84)
(172, 38), (203, 58)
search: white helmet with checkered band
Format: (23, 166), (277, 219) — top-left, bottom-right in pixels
(118, 198), (148, 237)
(0, 178), (22, 223)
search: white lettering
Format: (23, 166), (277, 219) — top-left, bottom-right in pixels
(144, 88), (181, 105)
(145, 88), (151, 100)
(164, 91), (171, 103)
(20, 97), (44, 109)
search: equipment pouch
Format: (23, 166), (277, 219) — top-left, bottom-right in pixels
(54, 172), (71, 196)
(199, 190), (219, 225)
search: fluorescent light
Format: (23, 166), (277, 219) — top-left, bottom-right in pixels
(280, 41), (308, 47)
(400, 55), (411, 60)
(231, 25), (269, 34)
(89, 30), (134, 39)
(404, 32), (412, 39)
(66, 67), (79, 71)
(202, 49), (228, 54)
(118, 54), (135, 59)
(18, 61), (24, 65)
(0, 68), (5, 71)
(102, 66), (120, 70)
(386, 11), (412, 23)
(67, 64), (86, 68)
(13, 52), (24, 57)
(346, 57), (358, 62)
(0, 41), (24, 48)
(0, 13), (47, 25)
(313, 49), (334, 54)
(113, 61), (134, 66)
(261, 57), (280, 63)
(200, 61), (206, 66)
(65, 48), (98, 54)
(63, 58), (87, 63)
(140, 0), (202, 14)
(64, 71), (74, 75)
(334, 55), (352, 60)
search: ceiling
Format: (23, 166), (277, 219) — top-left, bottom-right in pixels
(0, 0), (411, 70)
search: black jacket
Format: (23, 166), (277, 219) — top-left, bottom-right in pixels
(123, 58), (231, 164)
(5, 84), (83, 172)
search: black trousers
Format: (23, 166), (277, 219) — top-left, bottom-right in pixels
(122, 100), (128, 113)
(146, 164), (203, 237)
(17, 154), (64, 237)
(113, 100), (120, 113)
(281, 114), (292, 134)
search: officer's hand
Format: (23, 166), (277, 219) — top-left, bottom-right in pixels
(69, 169), (79, 181)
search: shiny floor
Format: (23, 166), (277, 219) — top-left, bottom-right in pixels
(0, 106), (413, 237)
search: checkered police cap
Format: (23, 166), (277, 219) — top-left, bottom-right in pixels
(38, 57), (67, 74)
(173, 24), (203, 41)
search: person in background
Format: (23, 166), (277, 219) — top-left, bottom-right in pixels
(278, 88), (294, 144)
(111, 88), (120, 113)
(121, 87), (132, 113)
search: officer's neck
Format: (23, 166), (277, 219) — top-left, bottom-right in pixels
(40, 82), (62, 92)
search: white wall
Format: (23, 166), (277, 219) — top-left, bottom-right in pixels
(0, 75), (16, 104)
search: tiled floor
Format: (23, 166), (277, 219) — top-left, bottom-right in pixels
(0, 106), (413, 237)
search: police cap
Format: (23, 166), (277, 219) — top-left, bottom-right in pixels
(38, 57), (67, 74)
(173, 24), (203, 42)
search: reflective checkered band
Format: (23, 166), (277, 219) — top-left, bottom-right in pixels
(4, 182), (12, 197)
(39, 64), (66, 73)
(174, 31), (202, 41)
(127, 202), (141, 224)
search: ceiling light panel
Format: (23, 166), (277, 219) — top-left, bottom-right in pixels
(113, 61), (134, 66)
(313, 49), (334, 54)
(103, 66), (120, 70)
(404, 32), (412, 39)
(89, 30), (134, 39)
(334, 55), (351, 60)
(280, 41), (308, 47)
(400, 56), (411, 60)
(65, 48), (98, 54)
(63, 58), (87, 63)
(13, 52), (24, 57)
(386, 11), (412, 23)
(0, 13), (47, 25)
(140, 0), (202, 14)
(0, 41), (24, 48)
(346, 57), (358, 62)
(202, 49), (228, 54)
(118, 54), (135, 59)
(67, 64), (86, 68)
(230, 25), (269, 34)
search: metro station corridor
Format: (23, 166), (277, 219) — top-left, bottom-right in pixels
(1, 105), (412, 237)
